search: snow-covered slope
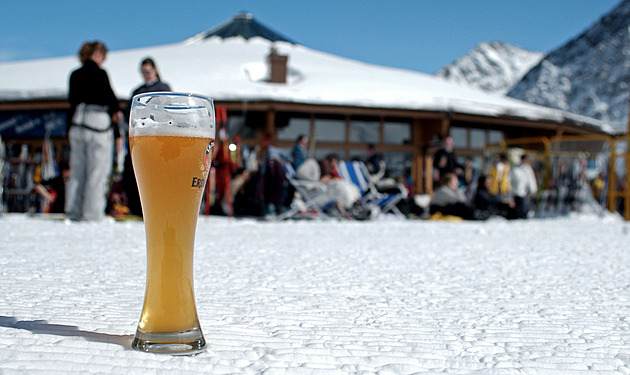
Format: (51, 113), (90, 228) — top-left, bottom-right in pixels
(508, 0), (630, 131)
(435, 41), (543, 95)
(1, 213), (629, 373)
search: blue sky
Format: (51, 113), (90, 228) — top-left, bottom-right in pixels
(0, 0), (621, 74)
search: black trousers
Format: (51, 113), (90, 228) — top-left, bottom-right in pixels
(514, 196), (530, 219)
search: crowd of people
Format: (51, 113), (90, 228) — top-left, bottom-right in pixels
(429, 136), (539, 221)
(25, 40), (386, 221)
(212, 136), (381, 219)
(7, 40), (551, 223)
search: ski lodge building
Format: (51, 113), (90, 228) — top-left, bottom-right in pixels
(0, 13), (614, 195)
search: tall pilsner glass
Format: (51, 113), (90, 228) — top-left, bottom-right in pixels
(129, 93), (215, 354)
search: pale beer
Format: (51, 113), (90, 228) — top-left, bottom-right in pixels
(129, 93), (215, 354)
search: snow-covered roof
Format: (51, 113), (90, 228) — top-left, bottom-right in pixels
(0, 15), (614, 134)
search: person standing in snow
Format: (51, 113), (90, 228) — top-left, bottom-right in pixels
(510, 154), (538, 219)
(433, 136), (462, 185)
(122, 57), (171, 217)
(66, 41), (122, 221)
(487, 153), (512, 199)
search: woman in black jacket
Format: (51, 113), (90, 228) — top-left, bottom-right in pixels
(122, 58), (172, 217)
(474, 175), (517, 219)
(66, 41), (122, 221)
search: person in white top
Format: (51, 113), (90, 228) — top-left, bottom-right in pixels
(510, 154), (538, 219)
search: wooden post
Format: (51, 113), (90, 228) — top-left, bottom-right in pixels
(415, 153), (424, 194)
(542, 137), (551, 191)
(412, 118), (424, 194)
(265, 109), (276, 142)
(425, 156), (434, 195)
(608, 138), (617, 213)
(441, 114), (450, 138)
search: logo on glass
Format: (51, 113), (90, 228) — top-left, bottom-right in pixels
(191, 176), (205, 189)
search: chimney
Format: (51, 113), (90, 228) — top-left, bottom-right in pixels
(267, 47), (288, 84)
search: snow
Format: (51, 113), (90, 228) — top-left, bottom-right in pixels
(436, 41), (544, 95)
(0, 35), (614, 133)
(1, 213), (630, 373)
(434, 1), (630, 133)
(508, 0), (630, 132)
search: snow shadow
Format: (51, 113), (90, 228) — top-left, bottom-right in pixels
(0, 316), (134, 348)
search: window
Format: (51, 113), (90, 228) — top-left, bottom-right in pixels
(384, 151), (412, 180)
(489, 130), (504, 144)
(227, 114), (255, 139)
(349, 117), (379, 143)
(384, 120), (411, 144)
(349, 149), (366, 162)
(277, 115), (310, 141)
(470, 128), (485, 149)
(314, 116), (345, 142)
(451, 127), (467, 148)
(450, 127), (504, 149)
(224, 111), (265, 139)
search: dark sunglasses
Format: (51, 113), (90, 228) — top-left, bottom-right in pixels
(141, 69), (152, 75)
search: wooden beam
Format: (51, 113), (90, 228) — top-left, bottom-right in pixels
(451, 112), (607, 135)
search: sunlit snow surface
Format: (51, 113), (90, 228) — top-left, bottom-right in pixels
(1, 213), (629, 373)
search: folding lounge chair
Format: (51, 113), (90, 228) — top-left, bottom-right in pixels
(337, 160), (406, 218)
(277, 162), (338, 220)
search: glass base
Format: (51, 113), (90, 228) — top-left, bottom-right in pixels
(131, 328), (205, 355)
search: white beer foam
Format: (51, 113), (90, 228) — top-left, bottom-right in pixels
(130, 118), (215, 138)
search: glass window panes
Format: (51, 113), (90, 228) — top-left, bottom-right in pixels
(470, 128), (485, 149)
(314, 116), (345, 142)
(488, 130), (504, 144)
(384, 120), (411, 144)
(383, 151), (412, 180)
(225, 111), (265, 139)
(451, 127), (467, 148)
(349, 117), (379, 143)
(349, 149), (366, 162)
(227, 115), (255, 139)
(277, 115), (310, 141)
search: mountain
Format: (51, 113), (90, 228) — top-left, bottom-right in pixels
(508, 0), (630, 132)
(435, 41), (544, 95)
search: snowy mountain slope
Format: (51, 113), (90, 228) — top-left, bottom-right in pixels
(508, 0), (630, 131)
(435, 41), (543, 95)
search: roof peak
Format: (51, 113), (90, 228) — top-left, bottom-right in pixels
(185, 13), (296, 45)
(233, 12), (253, 21)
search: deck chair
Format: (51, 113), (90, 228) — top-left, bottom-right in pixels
(337, 160), (406, 218)
(277, 162), (338, 220)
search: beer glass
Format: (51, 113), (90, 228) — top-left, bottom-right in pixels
(129, 92), (215, 354)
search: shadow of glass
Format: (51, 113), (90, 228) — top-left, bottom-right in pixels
(0, 315), (134, 348)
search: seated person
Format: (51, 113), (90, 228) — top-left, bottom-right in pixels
(474, 175), (517, 219)
(295, 156), (360, 217)
(33, 160), (70, 214)
(429, 173), (475, 220)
